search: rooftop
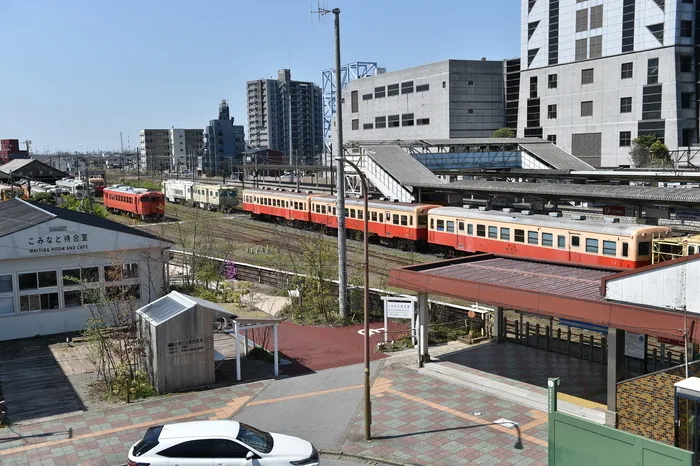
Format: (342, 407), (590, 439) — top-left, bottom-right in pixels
(362, 144), (445, 187)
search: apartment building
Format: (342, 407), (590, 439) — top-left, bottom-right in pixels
(202, 100), (245, 175)
(139, 129), (203, 172)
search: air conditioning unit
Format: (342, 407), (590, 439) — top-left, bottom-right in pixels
(549, 212), (563, 218)
(521, 210), (534, 215)
(571, 214), (586, 221)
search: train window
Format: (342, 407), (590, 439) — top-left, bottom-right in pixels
(488, 226), (498, 239)
(322, 205), (326, 214)
(430, 218), (434, 229)
(528, 231), (538, 245)
(446, 221), (455, 233)
(501, 228), (510, 241)
(436, 220), (445, 231)
(379, 213), (383, 222)
(410, 216), (413, 226)
(467, 224), (473, 235)
(352, 209), (358, 218)
(638, 241), (650, 256)
(358, 209), (363, 220)
(345, 209), (349, 217)
(393, 214), (399, 225)
(689, 245), (697, 255)
(603, 240), (617, 256)
(542, 233), (553, 247)
(476, 225), (486, 237)
(558, 236), (566, 249)
(571, 236), (580, 248)
(622, 242), (629, 257)
(371, 212), (377, 222)
(458, 221), (464, 231)
(333, 207), (337, 215)
(400, 215), (407, 226)
(585, 238), (599, 254)
(515, 229), (525, 243)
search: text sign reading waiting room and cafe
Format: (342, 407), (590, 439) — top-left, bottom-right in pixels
(27, 231), (90, 255)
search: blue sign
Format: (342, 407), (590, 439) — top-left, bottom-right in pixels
(558, 319), (608, 334)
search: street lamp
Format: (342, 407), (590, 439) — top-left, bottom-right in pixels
(335, 156), (371, 441)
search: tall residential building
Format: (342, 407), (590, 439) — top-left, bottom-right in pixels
(340, 59), (505, 142)
(518, 0), (698, 167)
(139, 129), (202, 172)
(202, 100), (245, 175)
(246, 69), (323, 164)
(170, 128), (204, 173)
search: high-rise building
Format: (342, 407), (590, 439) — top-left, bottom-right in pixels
(203, 100), (245, 176)
(139, 129), (202, 172)
(339, 59), (506, 142)
(139, 129), (170, 172)
(246, 69), (323, 164)
(170, 128), (204, 173)
(518, 0), (698, 167)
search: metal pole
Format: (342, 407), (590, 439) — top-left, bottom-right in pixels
(296, 150), (300, 192)
(684, 305), (689, 379)
(333, 7), (347, 319)
(339, 157), (371, 440)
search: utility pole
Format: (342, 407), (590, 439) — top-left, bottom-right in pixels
(295, 149), (300, 191)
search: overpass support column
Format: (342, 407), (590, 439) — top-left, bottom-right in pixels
(417, 292), (430, 367)
(493, 307), (505, 342)
(606, 327), (625, 427)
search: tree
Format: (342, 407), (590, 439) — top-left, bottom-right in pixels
(629, 134), (671, 168)
(60, 195), (108, 218)
(491, 127), (515, 138)
(30, 192), (54, 205)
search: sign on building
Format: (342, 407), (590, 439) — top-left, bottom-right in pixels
(381, 296), (417, 344)
(624, 332), (647, 360)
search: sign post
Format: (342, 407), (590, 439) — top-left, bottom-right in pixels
(381, 296), (417, 343)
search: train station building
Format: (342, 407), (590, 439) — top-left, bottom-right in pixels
(0, 198), (172, 341)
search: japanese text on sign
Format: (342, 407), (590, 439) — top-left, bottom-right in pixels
(386, 300), (414, 319)
(27, 233), (89, 254)
(167, 338), (205, 356)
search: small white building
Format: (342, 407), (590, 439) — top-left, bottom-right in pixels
(0, 198), (172, 341)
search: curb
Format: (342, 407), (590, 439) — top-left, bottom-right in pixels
(320, 449), (421, 466)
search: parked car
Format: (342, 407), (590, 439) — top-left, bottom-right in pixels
(127, 420), (320, 465)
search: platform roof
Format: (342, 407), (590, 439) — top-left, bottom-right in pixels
(388, 254), (700, 342)
(518, 141), (594, 171)
(362, 145), (446, 186)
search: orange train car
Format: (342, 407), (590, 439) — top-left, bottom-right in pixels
(103, 185), (165, 222)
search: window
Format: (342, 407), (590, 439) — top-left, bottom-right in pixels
(458, 221), (464, 232)
(581, 68), (594, 85)
(400, 215), (408, 226)
(388, 115), (400, 128)
(576, 8), (588, 33)
(468, 80), (474, 86)
(211, 439), (250, 459)
(571, 236), (580, 248)
(442, 81), (446, 88)
(548, 105), (557, 119)
(621, 62), (633, 79)
(62, 267), (99, 286)
(446, 221), (455, 233)
(558, 235), (566, 249)
(500, 228), (510, 241)
(106, 284), (140, 302)
(467, 224), (474, 235)
(488, 226), (498, 239)
(547, 135), (557, 145)
(589, 35), (602, 59)
(0, 274), (14, 316)
(418, 215), (427, 226)
(515, 229), (525, 243)
(19, 271), (57, 290)
(416, 84), (429, 92)
(371, 211), (377, 222)
(528, 231), (538, 245)
(402, 113), (414, 126)
(680, 55), (693, 73)
(681, 21), (692, 38)
(387, 84), (399, 96)
(401, 81), (414, 94)
(620, 97), (632, 113)
(581, 101), (593, 117)
(548, 74), (557, 89)
(160, 439), (213, 458)
(375, 116), (387, 129)
(351, 119), (359, 130)
(622, 242), (629, 257)
(589, 5), (603, 29)
(363, 123), (373, 130)
(468, 109), (474, 114)
(236, 423), (273, 454)
(357, 209), (362, 220)
(638, 241), (650, 256)
(585, 238), (599, 254)
(436, 220), (445, 231)
(476, 224), (486, 237)
(350, 209), (356, 218)
(417, 118), (430, 126)
(530, 76), (538, 98)
(619, 131), (632, 147)
(542, 233), (553, 247)
(392, 214), (399, 225)
(362, 93), (373, 101)
(681, 93), (693, 109)
(603, 240), (617, 256)
(104, 263), (139, 281)
(575, 38), (587, 61)
(374, 86), (385, 98)
(351, 91), (358, 113)
(647, 58), (659, 85)
(379, 213), (383, 223)
(20, 293), (59, 312)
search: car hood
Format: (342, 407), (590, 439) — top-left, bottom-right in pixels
(268, 432), (313, 458)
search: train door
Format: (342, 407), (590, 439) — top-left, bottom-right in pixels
(569, 233), (582, 263)
(457, 219), (467, 250)
(385, 211), (392, 237)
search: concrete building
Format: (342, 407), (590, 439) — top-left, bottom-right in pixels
(1, 139), (28, 164)
(169, 128), (204, 173)
(203, 100), (246, 176)
(518, 0), (698, 167)
(339, 60), (506, 143)
(139, 129), (171, 172)
(0, 198), (171, 341)
(246, 69), (323, 164)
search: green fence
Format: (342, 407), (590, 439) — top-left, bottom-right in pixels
(548, 378), (695, 466)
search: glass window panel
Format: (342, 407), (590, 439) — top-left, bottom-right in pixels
(603, 240), (617, 256)
(488, 226), (498, 239)
(0, 296), (14, 315)
(64, 290), (82, 308)
(18, 273), (38, 290)
(62, 269), (82, 286)
(542, 233), (553, 247)
(500, 228), (510, 241)
(528, 231), (538, 245)
(0, 274), (12, 293)
(586, 238), (599, 253)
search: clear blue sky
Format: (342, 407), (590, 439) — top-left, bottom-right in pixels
(0, 0), (520, 153)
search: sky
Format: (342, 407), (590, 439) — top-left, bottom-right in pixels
(0, 0), (521, 153)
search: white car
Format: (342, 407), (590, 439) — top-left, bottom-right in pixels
(127, 420), (319, 466)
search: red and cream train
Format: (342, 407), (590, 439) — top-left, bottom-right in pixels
(103, 185), (165, 222)
(241, 188), (672, 269)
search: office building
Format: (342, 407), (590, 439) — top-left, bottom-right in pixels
(246, 69), (323, 164)
(169, 128), (204, 173)
(339, 59), (505, 142)
(518, 0), (698, 167)
(139, 129), (203, 172)
(0, 139), (28, 164)
(139, 129), (170, 172)
(202, 100), (245, 176)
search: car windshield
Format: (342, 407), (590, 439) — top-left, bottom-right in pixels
(133, 425), (163, 457)
(236, 423), (273, 454)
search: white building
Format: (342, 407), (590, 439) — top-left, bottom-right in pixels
(339, 60), (506, 143)
(0, 199), (172, 341)
(518, 0), (697, 167)
(139, 129), (203, 173)
(170, 128), (204, 173)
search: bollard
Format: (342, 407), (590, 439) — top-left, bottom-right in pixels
(525, 322), (530, 347)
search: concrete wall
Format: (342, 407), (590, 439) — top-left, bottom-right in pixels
(616, 361), (700, 445)
(448, 60), (505, 138)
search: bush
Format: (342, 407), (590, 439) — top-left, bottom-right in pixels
(112, 367), (158, 401)
(429, 324), (469, 344)
(247, 346), (275, 363)
(491, 127), (515, 138)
